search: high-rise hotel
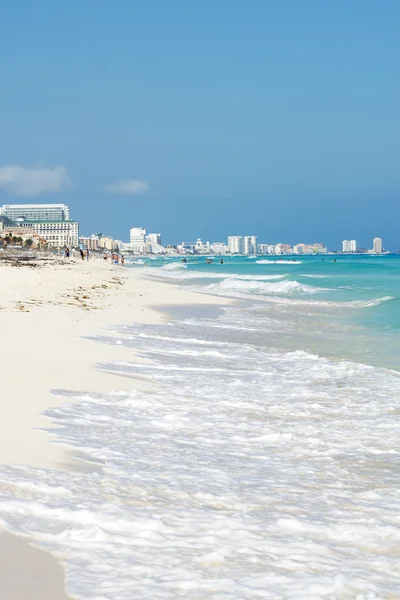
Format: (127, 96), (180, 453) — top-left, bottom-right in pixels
(0, 203), (79, 247)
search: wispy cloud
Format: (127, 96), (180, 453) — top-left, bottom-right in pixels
(105, 179), (150, 195)
(198, 189), (230, 200)
(0, 165), (69, 197)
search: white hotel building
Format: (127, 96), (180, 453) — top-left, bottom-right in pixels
(373, 237), (383, 253)
(0, 203), (79, 248)
(342, 239), (357, 253)
(227, 236), (243, 254)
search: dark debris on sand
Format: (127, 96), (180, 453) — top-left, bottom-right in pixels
(0, 253), (66, 268)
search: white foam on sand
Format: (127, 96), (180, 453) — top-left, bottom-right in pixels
(0, 310), (399, 599)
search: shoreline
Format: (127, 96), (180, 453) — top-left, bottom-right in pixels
(0, 531), (72, 600)
(0, 257), (231, 599)
(0, 257), (230, 470)
(1, 256), (399, 598)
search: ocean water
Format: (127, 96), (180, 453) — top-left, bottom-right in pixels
(145, 254), (400, 369)
(0, 255), (400, 599)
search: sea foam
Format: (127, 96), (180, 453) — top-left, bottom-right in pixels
(205, 278), (325, 296)
(256, 259), (303, 264)
(0, 310), (399, 599)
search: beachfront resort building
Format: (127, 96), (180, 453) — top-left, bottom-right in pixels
(342, 240), (357, 253)
(243, 236), (257, 255)
(228, 236), (243, 254)
(177, 239), (210, 254)
(29, 220), (79, 248)
(121, 227), (165, 254)
(79, 234), (119, 252)
(146, 233), (161, 246)
(128, 227), (147, 253)
(210, 242), (228, 254)
(0, 203), (70, 222)
(0, 203), (79, 248)
(130, 227), (146, 244)
(373, 237), (383, 253)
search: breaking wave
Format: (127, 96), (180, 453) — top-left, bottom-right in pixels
(205, 278), (325, 296)
(256, 259), (303, 264)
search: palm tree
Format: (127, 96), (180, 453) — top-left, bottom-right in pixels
(24, 238), (33, 248)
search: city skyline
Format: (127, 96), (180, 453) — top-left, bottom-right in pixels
(0, 185), (395, 252)
(0, 201), (387, 254)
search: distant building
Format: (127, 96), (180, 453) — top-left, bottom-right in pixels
(0, 203), (70, 222)
(128, 227), (147, 253)
(80, 235), (99, 251)
(79, 235), (119, 252)
(243, 236), (252, 255)
(342, 240), (357, 253)
(0, 203), (78, 247)
(146, 233), (161, 246)
(242, 236), (257, 255)
(210, 242), (228, 254)
(130, 227), (146, 244)
(257, 244), (269, 254)
(228, 236), (243, 254)
(293, 243), (327, 254)
(30, 221), (79, 248)
(293, 243), (306, 254)
(257, 244), (276, 255)
(241, 236), (257, 255)
(145, 233), (165, 254)
(304, 243), (327, 254)
(99, 236), (119, 251)
(373, 237), (383, 253)
(0, 223), (39, 245)
(195, 238), (210, 253)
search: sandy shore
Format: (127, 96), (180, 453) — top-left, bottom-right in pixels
(0, 531), (72, 600)
(0, 255), (228, 599)
(0, 256), (226, 469)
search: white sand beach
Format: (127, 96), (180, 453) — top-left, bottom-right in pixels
(0, 256), (227, 599)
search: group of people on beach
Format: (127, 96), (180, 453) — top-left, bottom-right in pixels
(63, 248), (124, 265)
(64, 248), (90, 260)
(104, 252), (124, 266)
(79, 249), (90, 261)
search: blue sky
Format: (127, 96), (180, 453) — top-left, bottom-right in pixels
(1, 1), (399, 249)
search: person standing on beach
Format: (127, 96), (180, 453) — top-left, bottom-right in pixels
(65, 247), (70, 258)
(121, 255), (125, 266)
(86, 249), (90, 261)
(80, 249), (84, 260)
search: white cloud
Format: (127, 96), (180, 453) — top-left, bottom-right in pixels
(0, 165), (69, 197)
(105, 179), (150, 195)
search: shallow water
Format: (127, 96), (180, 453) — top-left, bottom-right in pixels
(0, 256), (400, 599)
(143, 255), (400, 369)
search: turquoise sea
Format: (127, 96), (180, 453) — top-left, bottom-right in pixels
(144, 253), (400, 370)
